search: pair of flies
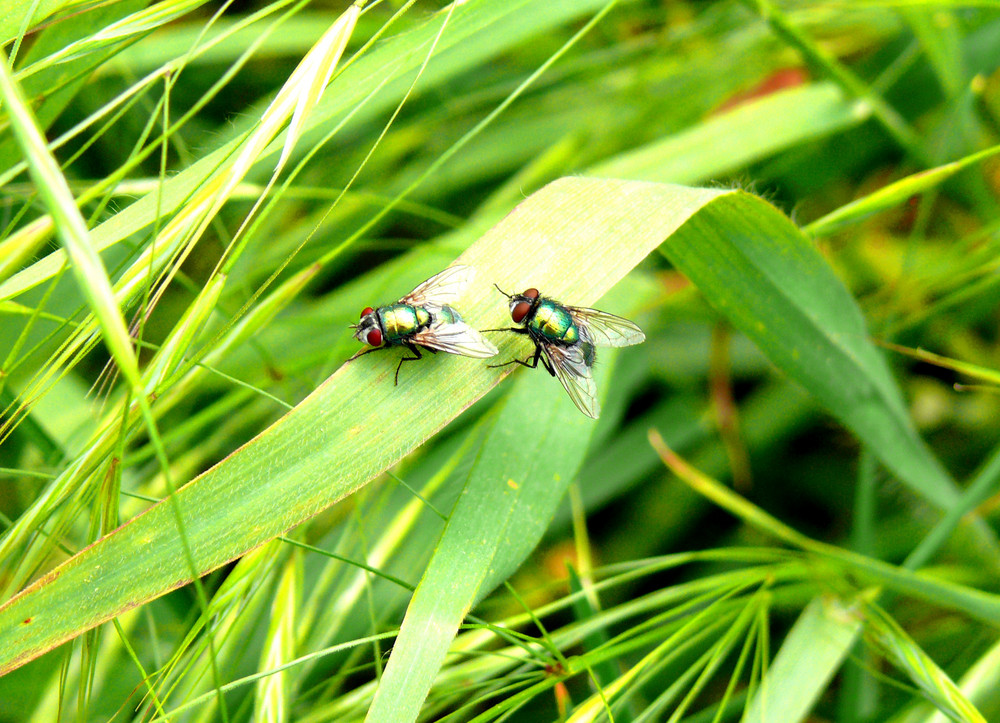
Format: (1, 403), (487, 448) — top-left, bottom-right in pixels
(348, 265), (645, 418)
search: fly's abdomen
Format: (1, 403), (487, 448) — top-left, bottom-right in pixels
(531, 300), (578, 344)
(434, 305), (463, 325)
(380, 304), (431, 342)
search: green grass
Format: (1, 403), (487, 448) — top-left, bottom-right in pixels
(1, 1), (1000, 722)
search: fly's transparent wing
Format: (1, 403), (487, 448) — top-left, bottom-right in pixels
(567, 306), (645, 348)
(542, 343), (599, 419)
(400, 265), (475, 308)
(411, 321), (498, 359)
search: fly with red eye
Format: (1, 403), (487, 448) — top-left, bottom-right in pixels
(484, 284), (645, 419)
(347, 266), (498, 385)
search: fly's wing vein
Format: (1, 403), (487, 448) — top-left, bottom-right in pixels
(542, 343), (599, 418)
(412, 321), (497, 358)
(400, 265), (476, 309)
(567, 306), (645, 348)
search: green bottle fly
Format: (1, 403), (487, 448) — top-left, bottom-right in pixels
(486, 286), (643, 418)
(349, 266), (497, 385)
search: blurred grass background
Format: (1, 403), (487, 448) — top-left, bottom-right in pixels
(1, 0), (1000, 721)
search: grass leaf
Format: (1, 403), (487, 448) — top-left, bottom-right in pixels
(743, 596), (864, 723)
(590, 82), (869, 185)
(0, 48), (141, 390)
(655, 189), (993, 538)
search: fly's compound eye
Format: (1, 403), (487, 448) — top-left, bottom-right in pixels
(511, 301), (532, 323)
(360, 306), (374, 319)
(366, 328), (383, 347)
(522, 288), (539, 300)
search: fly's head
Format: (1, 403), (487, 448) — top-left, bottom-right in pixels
(352, 307), (383, 347)
(494, 284), (540, 326)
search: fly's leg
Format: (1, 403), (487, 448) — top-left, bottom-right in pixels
(481, 327), (529, 334)
(347, 345), (383, 363)
(538, 351), (557, 377)
(489, 343), (543, 371)
(395, 343), (424, 385)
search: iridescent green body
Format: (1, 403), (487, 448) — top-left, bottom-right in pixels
(526, 299), (579, 345)
(378, 303), (432, 343)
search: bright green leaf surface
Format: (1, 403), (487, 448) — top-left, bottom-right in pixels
(744, 595), (863, 723)
(0, 177), (721, 675)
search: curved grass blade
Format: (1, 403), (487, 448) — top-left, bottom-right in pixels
(0, 177), (724, 675)
(0, 48), (141, 391)
(655, 188), (997, 555)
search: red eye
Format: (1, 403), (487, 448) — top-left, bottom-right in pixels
(360, 306), (373, 319)
(522, 288), (539, 300)
(511, 301), (531, 323)
(366, 328), (383, 346)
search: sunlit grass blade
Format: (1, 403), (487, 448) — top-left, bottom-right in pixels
(0, 48), (141, 390)
(255, 552), (298, 723)
(743, 595), (866, 723)
(14, 0), (213, 79)
(806, 141), (1000, 236)
(590, 82), (869, 185)
(864, 602), (987, 723)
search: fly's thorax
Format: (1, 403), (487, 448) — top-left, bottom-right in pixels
(529, 299), (578, 344)
(380, 303), (431, 341)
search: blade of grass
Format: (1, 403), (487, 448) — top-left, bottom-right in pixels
(743, 595), (867, 723)
(864, 602), (987, 723)
(0, 48), (141, 390)
(806, 141), (1000, 237)
(363, 277), (649, 723)
(653, 186), (1000, 563)
(589, 82), (870, 185)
